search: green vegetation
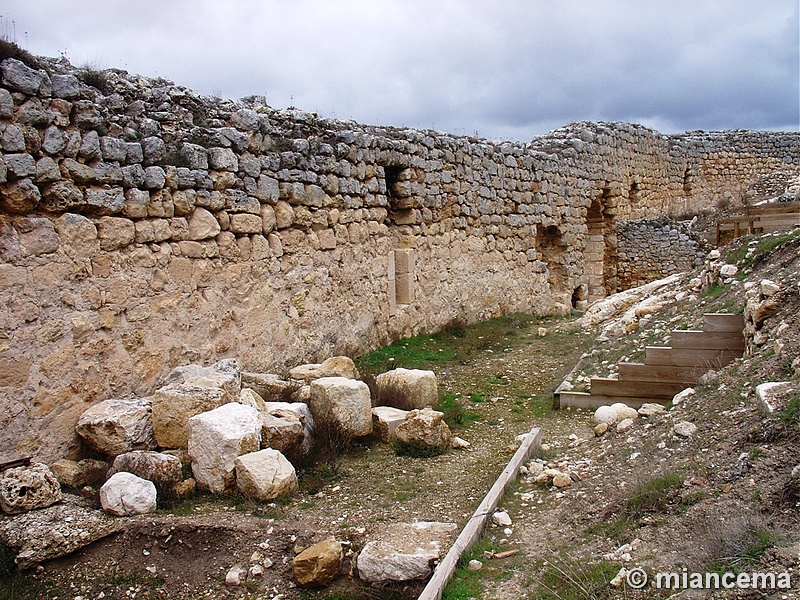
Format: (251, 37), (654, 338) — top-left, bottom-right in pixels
(624, 471), (683, 519)
(706, 515), (781, 574)
(435, 392), (481, 429)
(393, 440), (447, 458)
(443, 538), (509, 600)
(530, 556), (620, 600)
(0, 38), (42, 70)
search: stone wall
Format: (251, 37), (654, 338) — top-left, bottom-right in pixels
(1, 54), (798, 461)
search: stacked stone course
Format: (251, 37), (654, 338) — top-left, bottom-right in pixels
(0, 54), (798, 460)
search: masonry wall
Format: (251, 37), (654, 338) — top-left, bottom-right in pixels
(1, 55), (798, 461)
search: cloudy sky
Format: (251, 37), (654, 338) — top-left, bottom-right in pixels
(3, 0), (798, 140)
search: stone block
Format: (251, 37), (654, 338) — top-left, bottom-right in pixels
(309, 377), (372, 438)
(376, 368), (437, 410)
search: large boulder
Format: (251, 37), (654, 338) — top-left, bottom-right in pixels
(152, 383), (231, 449)
(372, 406), (409, 443)
(75, 396), (156, 456)
(187, 403), (260, 493)
(0, 463), (62, 515)
(99, 472), (157, 516)
(163, 358), (242, 397)
(309, 377), (372, 438)
(49, 459), (108, 489)
(376, 368), (438, 410)
(107, 451), (183, 493)
(288, 356), (360, 382)
(259, 409), (305, 455)
(292, 537), (343, 587)
(234, 449), (298, 501)
(395, 407), (452, 451)
(357, 521), (458, 582)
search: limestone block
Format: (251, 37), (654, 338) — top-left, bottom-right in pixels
(75, 396), (156, 456)
(259, 409), (305, 454)
(395, 407), (452, 451)
(187, 402), (261, 493)
(357, 522), (457, 582)
(0, 463), (62, 515)
(376, 368), (437, 410)
(394, 249), (414, 274)
(309, 377), (372, 438)
(396, 272), (414, 304)
(152, 384), (231, 449)
(99, 472), (157, 516)
(230, 213), (263, 234)
(49, 459), (108, 488)
(234, 448), (298, 501)
(1, 58), (46, 95)
(239, 388), (268, 412)
(288, 356), (360, 382)
(240, 372), (301, 401)
(107, 451), (183, 489)
(292, 537), (343, 587)
(96, 216), (135, 250)
(372, 406), (409, 443)
(1, 179), (41, 213)
(163, 359), (241, 397)
(263, 402), (314, 453)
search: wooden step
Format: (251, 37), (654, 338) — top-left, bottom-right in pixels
(617, 362), (703, 384)
(590, 377), (690, 399)
(670, 330), (745, 351)
(703, 313), (745, 333)
(557, 391), (665, 410)
(644, 346), (741, 369)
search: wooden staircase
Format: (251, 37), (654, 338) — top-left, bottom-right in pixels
(556, 313), (745, 409)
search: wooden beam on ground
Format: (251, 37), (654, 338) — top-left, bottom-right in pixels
(670, 330), (745, 351)
(703, 313), (745, 333)
(590, 377), (689, 399)
(645, 346), (741, 368)
(617, 362), (702, 384)
(417, 427), (542, 600)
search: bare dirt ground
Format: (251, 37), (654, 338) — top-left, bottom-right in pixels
(3, 230), (800, 600)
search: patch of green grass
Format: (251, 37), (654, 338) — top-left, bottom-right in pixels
(531, 556), (620, 600)
(623, 471), (683, 519)
(435, 392), (480, 430)
(393, 440), (447, 458)
(443, 538), (506, 600)
(468, 393), (485, 403)
(0, 544), (48, 600)
(701, 284), (728, 300)
(777, 393), (800, 431)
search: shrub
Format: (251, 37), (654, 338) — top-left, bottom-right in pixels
(705, 514), (780, 573)
(0, 38), (42, 70)
(393, 440), (446, 458)
(309, 420), (353, 476)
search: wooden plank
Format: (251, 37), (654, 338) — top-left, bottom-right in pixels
(671, 330), (745, 351)
(418, 427), (542, 600)
(645, 346), (740, 368)
(617, 362), (702, 384)
(703, 313), (744, 333)
(590, 378), (689, 399)
(557, 392), (666, 410)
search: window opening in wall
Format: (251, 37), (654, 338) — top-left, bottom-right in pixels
(584, 192), (617, 302)
(383, 165), (418, 225)
(629, 181), (640, 203)
(537, 225), (567, 292)
(683, 167), (693, 193)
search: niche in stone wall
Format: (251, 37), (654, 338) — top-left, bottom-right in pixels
(384, 165), (421, 225)
(537, 225), (567, 292)
(387, 248), (414, 315)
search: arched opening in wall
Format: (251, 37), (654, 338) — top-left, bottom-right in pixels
(537, 225), (567, 292)
(584, 191), (618, 301)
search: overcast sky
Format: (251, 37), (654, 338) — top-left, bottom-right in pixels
(3, 0), (798, 141)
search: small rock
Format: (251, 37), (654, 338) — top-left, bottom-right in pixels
(638, 403), (666, 417)
(594, 405), (618, 425)
(452, 436), (471, 449)
(552, 473), (572, 488)
(99, 472), (157, 516)
(616, 418), (634, 432)
(760, 279), (780, 297)
(492, 510), (513, 527)
(225, 565), (247, 586)
(673, 421), (697, 438)
(672, 387), (695, 406)
(610, 567), (628, 587)
(594, 422), (609, 437)
(249, 564), (265, 578)
(292, 537), (343, 587)
(467, 559), (483, 571)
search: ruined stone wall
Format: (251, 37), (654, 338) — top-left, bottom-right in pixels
(0, 55), (798, 461)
